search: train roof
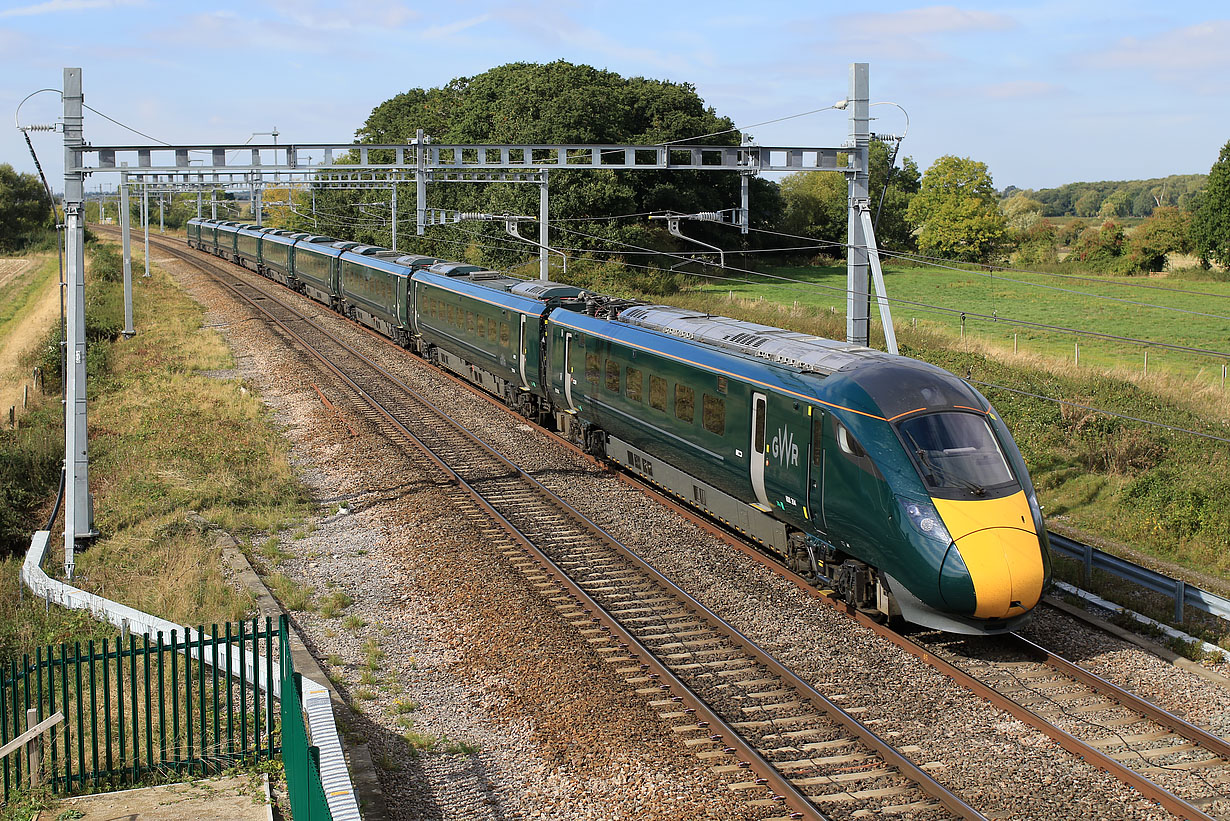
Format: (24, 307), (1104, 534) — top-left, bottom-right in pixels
(338, 247), (415, 277)
(617, 305), (884, 377)
(413, 269), (549, 316)
(557, 307), (988, 421)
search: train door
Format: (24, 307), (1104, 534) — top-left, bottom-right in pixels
(563, 331), (577, 410)
(518, 315), (529, 389)
(750, 392), (770, 509)
(808, 407), (825, 529)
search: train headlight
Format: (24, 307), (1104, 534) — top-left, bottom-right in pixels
(897, 497), (952, 545)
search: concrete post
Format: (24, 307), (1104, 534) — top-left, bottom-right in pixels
(158, 193), (164, 234)
(62, 68), (95, 579)
(211, 188), (217, 220)
(845, 63), (870, 347)
(120, 169), (134, 338)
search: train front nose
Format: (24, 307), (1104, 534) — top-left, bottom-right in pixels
(934, 492), (1045, 619)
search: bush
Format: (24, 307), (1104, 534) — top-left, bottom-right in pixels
(89, 241), (125, 283)
(0, 409), (62, 555)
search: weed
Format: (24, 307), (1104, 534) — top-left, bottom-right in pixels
(327, 654), (343, 668)
(362, 638), (384, 671)
(258, 537), (291, 566)
(342, 614), (365, 631)
(268, 574), (313, 612)
(359, 669), (380, 686)
(440, 736), (481, 756)
(402, 725), (436, 753)
(393, 699), (419, 715)
(354, 688), (378, 701)
(317, 590), (353, 619)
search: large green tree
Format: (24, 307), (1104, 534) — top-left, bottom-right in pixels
(308, 61), (781, 276)
(1191, 139), (1230, 268)
(0, 163), (53, 253)
(906, 155), (1006, 262)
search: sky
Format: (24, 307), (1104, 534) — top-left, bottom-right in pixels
(2, 0), (1229, 197)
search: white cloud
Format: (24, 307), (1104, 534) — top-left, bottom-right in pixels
(421, 13), (492, 40)
(0, 0), (140, 18)
(1093, 20), (1230, 73)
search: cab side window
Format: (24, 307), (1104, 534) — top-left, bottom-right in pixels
(833, 418), (880, 477)
(605, 360), (620, 393)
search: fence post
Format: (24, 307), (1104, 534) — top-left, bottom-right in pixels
(1175, 578), (1186, 624)
(25, 709), (40, 789)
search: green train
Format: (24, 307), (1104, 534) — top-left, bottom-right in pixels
(188, 218), (1050, 634)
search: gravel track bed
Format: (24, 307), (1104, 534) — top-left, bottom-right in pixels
(160, 248), (762, 821)
(165, 245), (1226, 819)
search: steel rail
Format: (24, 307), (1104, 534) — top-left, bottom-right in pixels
(1008, 631), (1230, 761)
(159, 234), (985, 820)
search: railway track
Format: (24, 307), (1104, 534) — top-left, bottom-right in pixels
(912, 627), (1230, 820)
(142, 235), (983, 821)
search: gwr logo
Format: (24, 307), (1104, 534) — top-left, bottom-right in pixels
(771, 426), (799, 467)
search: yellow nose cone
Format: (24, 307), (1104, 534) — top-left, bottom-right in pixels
(934, 492), (1044, 619)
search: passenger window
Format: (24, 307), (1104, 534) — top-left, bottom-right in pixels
(675, 384), (695, 423)
(488, 318), (497, 340)
(500, 322), (510, 346)
(626, 367), (643, 402)
(605, 360), (620, 393)
(586, 353), (600, 385)
(467, 312), (476, 334)
(716, 376), (728, 395)
(702, 394), (725, 435)
(477, 315), (486, 338)
(649, 375), (667, 411)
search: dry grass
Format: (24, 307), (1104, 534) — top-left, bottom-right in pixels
(5, 240), (313, 640)
(0, 253), (60, 418)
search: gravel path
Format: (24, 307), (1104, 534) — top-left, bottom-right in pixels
(159, 243), (1230, 820)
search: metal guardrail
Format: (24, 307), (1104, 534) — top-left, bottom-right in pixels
(1048, 531), (1230, 625)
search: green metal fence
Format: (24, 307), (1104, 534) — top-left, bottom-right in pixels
(0, 617), (282, 801)
(280, 614), (332, 820)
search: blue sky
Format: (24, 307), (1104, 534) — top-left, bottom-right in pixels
(3, 0), (1229, 195)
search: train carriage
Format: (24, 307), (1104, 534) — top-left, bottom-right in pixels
(186, 217), (203, 249)
(234, 224), (264, 270)
(338, 247), (425, 344)
(213, 221), (243, 260)
(257, 229), (300, 286)
(290, 236), (354, 308)
(411, 270), (555, 415)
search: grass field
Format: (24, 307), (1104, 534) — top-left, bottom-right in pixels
(691, 260), (1230, 390)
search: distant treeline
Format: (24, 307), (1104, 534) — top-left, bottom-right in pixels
(1003, 174), (1207, 219)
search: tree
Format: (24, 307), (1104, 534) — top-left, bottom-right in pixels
(1191, 139), (1230, 268)
(1098, 189), (1130, 219)
(778, 140), (919, 255)
(906, 155), (1006, 262)
(1002, 193), (1044, 236)
(314, 61), (763, 275)
(1121, 207), (1191, 273)
(0, 163), (53, 252)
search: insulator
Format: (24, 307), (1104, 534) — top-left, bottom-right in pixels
(696, 211), (723, 222)
(23, 124), (56, 133)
